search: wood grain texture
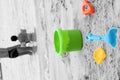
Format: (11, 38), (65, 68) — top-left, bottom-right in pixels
(0, 0), (40, 80)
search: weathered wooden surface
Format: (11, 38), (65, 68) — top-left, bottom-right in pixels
(0, 0), (40, 80)
(1, 0), (120, 80)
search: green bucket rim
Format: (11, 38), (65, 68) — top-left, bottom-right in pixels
(54, 28), (64, 56)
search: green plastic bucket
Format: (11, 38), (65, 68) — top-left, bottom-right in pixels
(54, 28), (83, 56)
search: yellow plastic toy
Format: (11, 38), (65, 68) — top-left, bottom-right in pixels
(93, 48), (106, 64)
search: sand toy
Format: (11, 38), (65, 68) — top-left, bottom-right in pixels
(86, 27), (118, 48)
(82, 0), (95, 15)
(54, 28), (83, 56)
(93, 48), (106, 64)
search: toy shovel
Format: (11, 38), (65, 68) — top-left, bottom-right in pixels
(86, 27), (118, 48)
(82, 0), (95, 15)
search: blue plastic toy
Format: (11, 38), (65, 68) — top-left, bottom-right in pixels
(86, 27), (118, 48)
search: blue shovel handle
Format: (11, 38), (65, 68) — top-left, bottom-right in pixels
(86, 33), (104, 42)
